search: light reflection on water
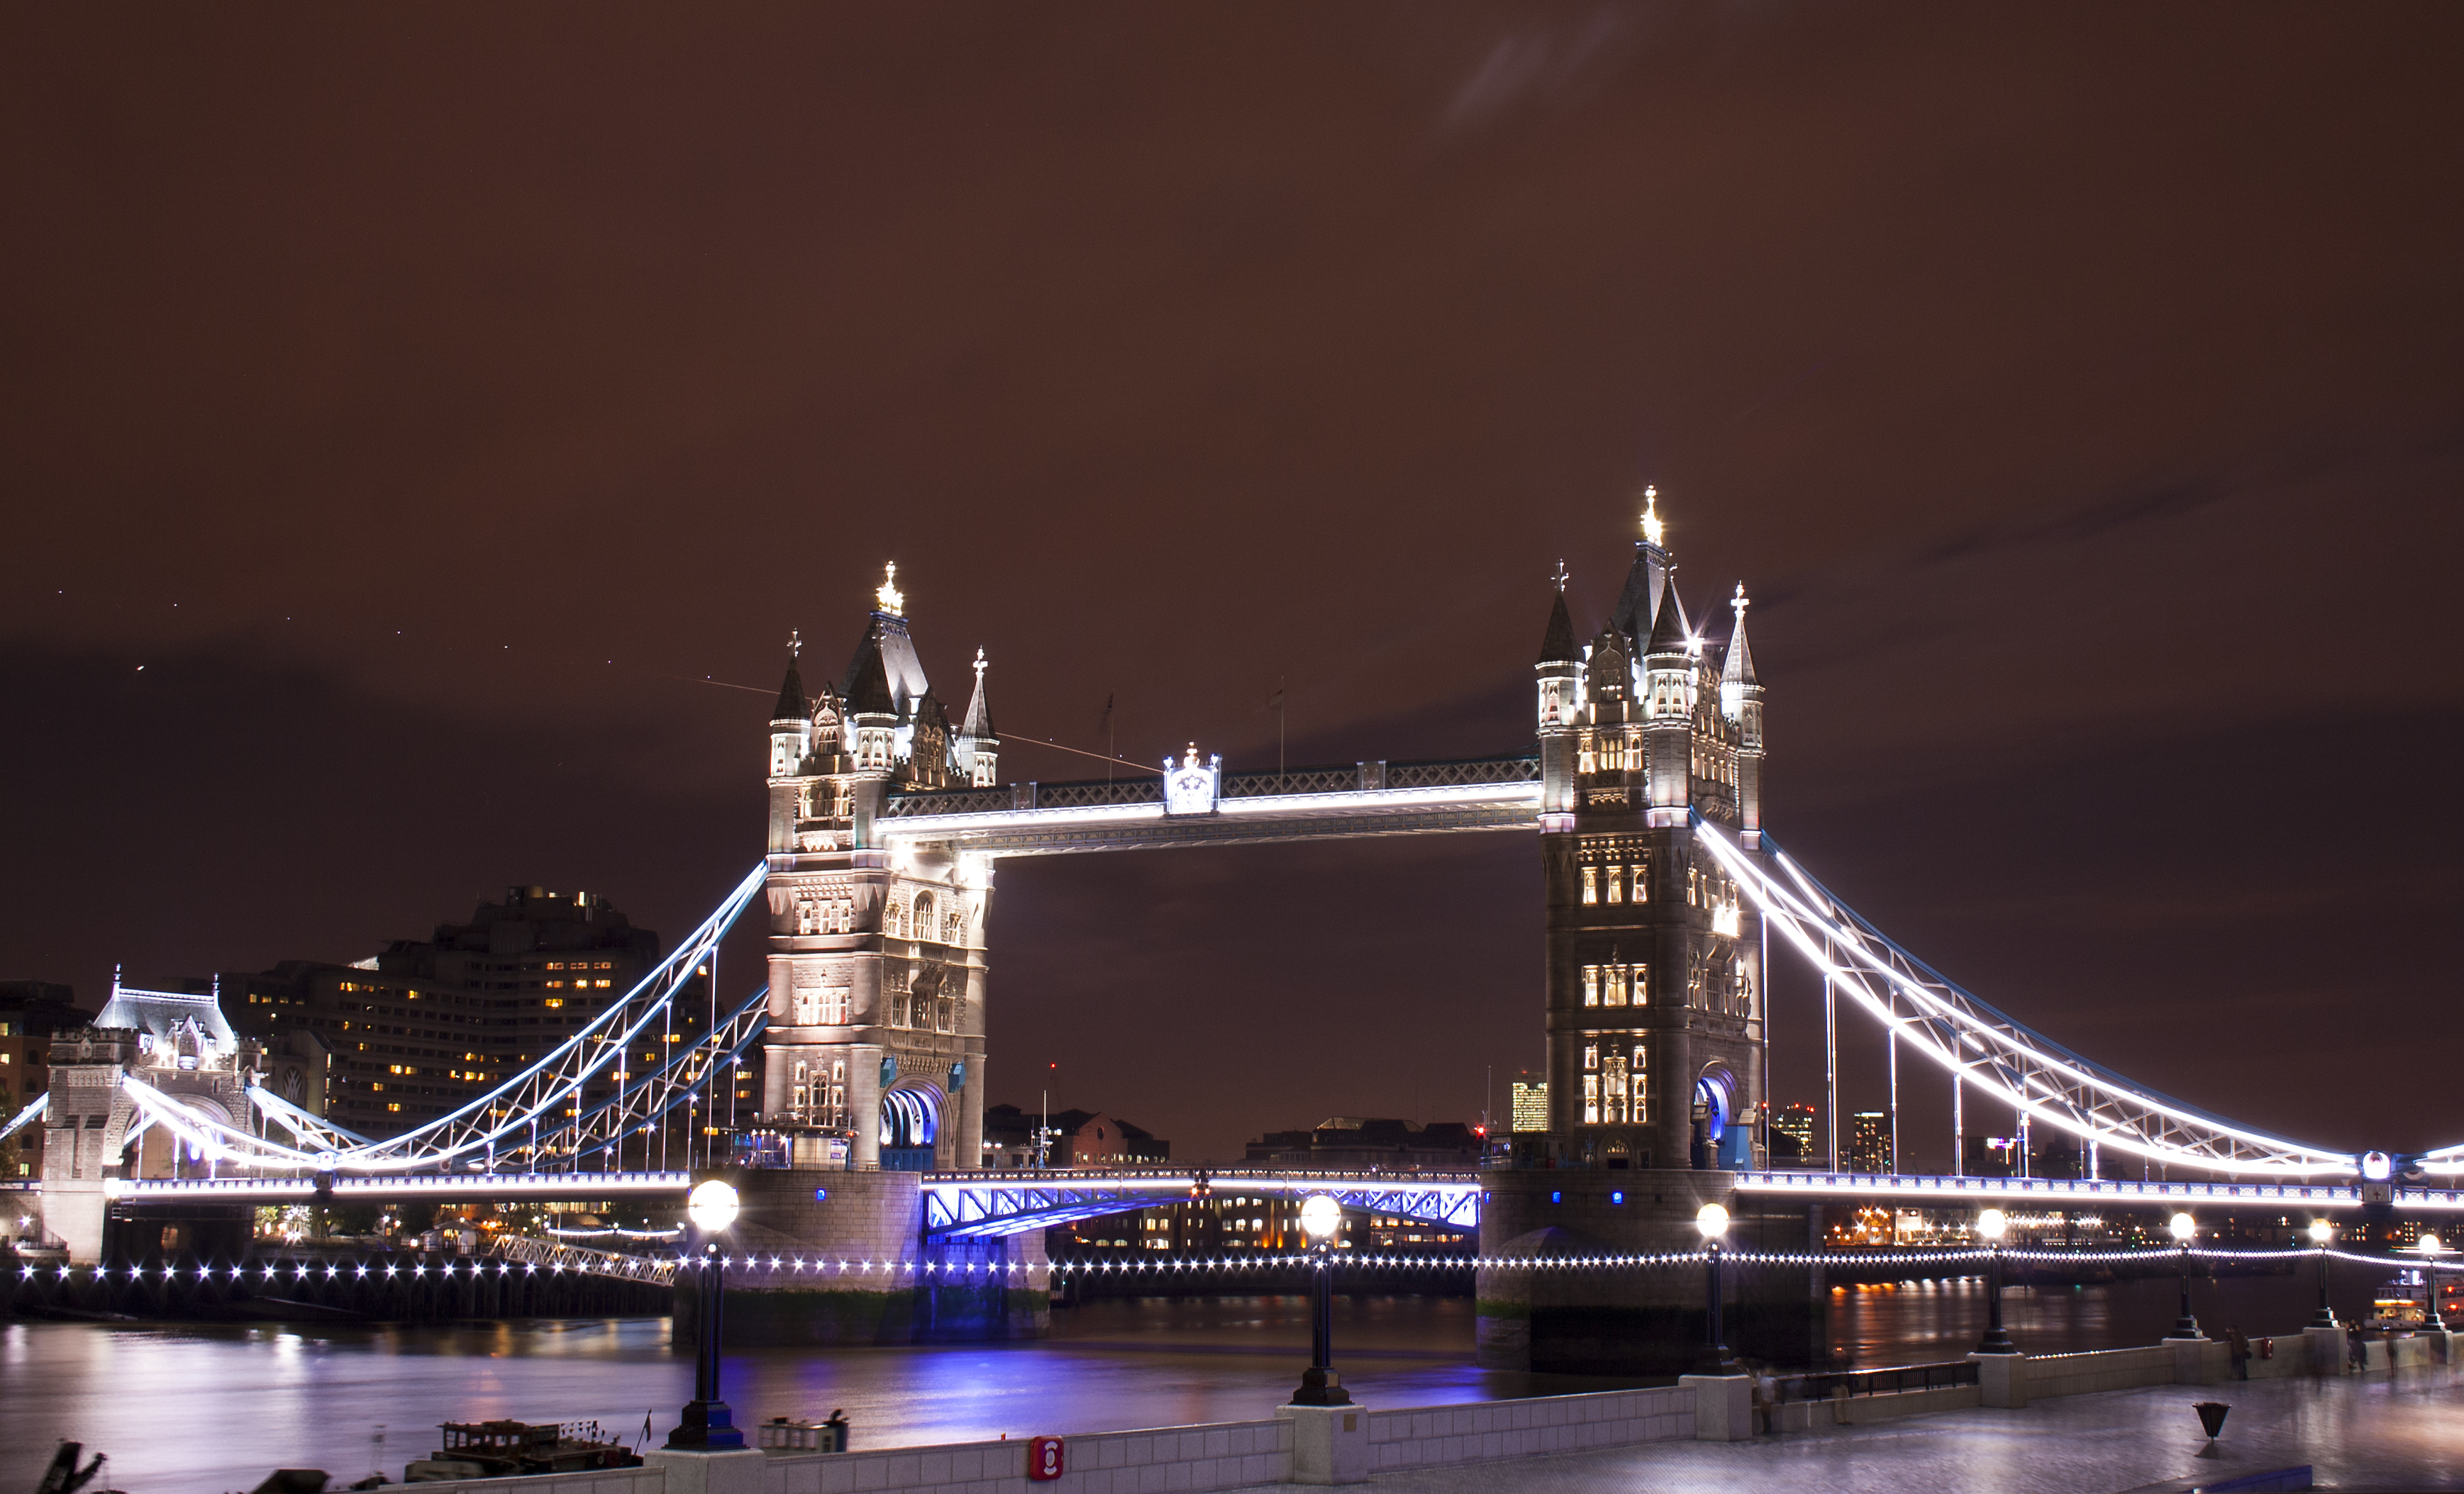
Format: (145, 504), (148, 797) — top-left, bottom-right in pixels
(0, 1269), (2363, 1494)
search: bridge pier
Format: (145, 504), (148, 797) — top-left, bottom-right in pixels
(675, 1168), (1048, 1349)
(1477, 1170), (1818, 1376)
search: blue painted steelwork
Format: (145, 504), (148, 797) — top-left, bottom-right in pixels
(919, 1170), (1483, 1239)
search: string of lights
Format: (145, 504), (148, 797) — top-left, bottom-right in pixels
(9, 1239), (2438, 1286)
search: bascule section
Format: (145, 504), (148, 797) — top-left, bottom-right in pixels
(760, 564), (994, 1174)
(1530, 494), (1768, 1175)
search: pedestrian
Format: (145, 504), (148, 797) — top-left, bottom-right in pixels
(2226, 1325), (2251, 1381)
(2348, 1323), (2368, 1373)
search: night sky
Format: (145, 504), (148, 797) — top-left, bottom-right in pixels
(5, 6), (2460, 1165)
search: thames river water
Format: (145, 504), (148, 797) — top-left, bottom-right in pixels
(0, 1269), (2370, 1494)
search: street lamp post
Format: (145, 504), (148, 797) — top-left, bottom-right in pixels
(668, 1178), (744, 1449)
(2168, 1212), (2200, 1339)
(1289, 1193), (1351, 1406)
(1974, 1208), (2016, 1354)
(1696, 1203), (1739, 1375)
(2308, 1219), (2336, 1329)
(2421, 1232), (2446, 1332)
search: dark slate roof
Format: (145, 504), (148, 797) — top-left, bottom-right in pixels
(1608, 542), (1667, 642)
(1537, 585), (1578, 664)
(843, 628), (897, 715)
(773, 651), (808, 722)
(1646, 572), (1692, 655)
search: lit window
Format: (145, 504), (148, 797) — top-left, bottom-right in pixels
(544, 998), (563, 1009)
(1582, 966), (1599, 1007)
(1581, 868), (1598, 904)
(1633, 864), (1648, 902)
(1605, 865), (1622, 903)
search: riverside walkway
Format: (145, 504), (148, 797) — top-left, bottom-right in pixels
(1225, 1359), (2464, 1494)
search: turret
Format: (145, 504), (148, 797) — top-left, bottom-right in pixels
(1535, 568), (1582, 817)
(768, 634), (813, 853)
(1721, 584), (1766, 843)
(957, 648), (1001, 788)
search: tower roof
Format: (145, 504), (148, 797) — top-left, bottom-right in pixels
(1723, 584), (1758, 686)
(1609, 490), (1672, 642)
(962, 648), (997, 738)
(1645, 569), (1692, 656)
(1537, 572), (1578, 665)
(772, 633), (808, 722)
(843, 628), (897, 715)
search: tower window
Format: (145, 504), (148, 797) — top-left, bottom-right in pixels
(1632, 864), (1648, 902)
(1582, 867), (1598, 904)
(1604, 866), (1622, 903)
(1582, 966), (1599, 1007)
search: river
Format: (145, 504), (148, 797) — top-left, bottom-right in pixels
(0, 1264), (2378, 1494)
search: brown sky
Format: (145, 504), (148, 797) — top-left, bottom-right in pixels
(4, 4), (2461, 1162)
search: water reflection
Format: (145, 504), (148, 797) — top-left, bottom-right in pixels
(0, 1267), (2378, 1494)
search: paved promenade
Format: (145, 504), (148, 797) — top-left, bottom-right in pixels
(1231, 1361), (2464, 1494)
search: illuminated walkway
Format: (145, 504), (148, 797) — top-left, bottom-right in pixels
(1227, 1361), (2464, 1494)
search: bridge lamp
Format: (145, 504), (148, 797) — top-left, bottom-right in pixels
(1973, 1209), (2015, 1354)
(1695, 1203), (1738, 1375)
(2167, 1213), (2200, 1340)
(2309, 1218), (2337, 1327)
(1289, 1194), (1352, 1407)
(667, 1179), (744, 1450)
(2423, 1233), (2448, 1331)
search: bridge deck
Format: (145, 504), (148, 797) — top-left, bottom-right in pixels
(1731, 1170), (2464, 1210)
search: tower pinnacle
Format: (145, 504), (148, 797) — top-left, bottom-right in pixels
(875, 562), (905, 616)
(1640, 486), (1664, 549)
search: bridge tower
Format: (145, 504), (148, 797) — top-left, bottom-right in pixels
(760, 564), (992, 1171)
(1535, 494), (1767, 1172)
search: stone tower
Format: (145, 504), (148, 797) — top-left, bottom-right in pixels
(760, 564), (994, 1171)
(1534, 493), (1767, 1171)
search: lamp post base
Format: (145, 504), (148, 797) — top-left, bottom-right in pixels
(667, 1400), (745, 1449)
(1975, 1328), (2016, 1355)
(2310, 1307), (2338, 1329)
(1290, 1367), (1353, 1407)
(1694, 1346), (1741, 1376)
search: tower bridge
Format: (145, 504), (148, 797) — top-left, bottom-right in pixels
(13, 497), (2455, 1351)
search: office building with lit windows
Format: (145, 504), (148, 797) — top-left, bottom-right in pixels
(1510, 1081), (1550, 1134)
(218, 886), (699, 1142)
(1848, 1109), (1892, 1173)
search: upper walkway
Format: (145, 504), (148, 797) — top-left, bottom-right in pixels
(877, 755), (1542, 856)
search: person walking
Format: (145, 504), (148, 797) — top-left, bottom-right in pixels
(2225, 1325), (2251, 1381)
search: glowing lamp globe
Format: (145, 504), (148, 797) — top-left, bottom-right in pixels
(1695, 1203), (1729, 1240)
(1299, 1194), (1343, 1242)
(687, 1179), (740, 1234)
(2424, 1232), (2444, 1256)
(2168, 1212), (2195, 1243)
(1975, 1208), (2007, 1243)
(2308, 1219), (2333, 1246)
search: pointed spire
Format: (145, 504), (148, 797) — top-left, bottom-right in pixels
(1610, 485), (1674, 640)
(1724, 583), (1758, 685)
(875, 561), (905, 616)
(772, 630), (808, 721)
(1639, 486), (1665, 549)
(1537, 564), (1578, 665)
(963, 647), (996, 738)
(1646, 565), (1691, 656)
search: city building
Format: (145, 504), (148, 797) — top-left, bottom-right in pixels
(0, 981), (89, 1178)
(1532, 494), (1767, 1170)
(211, 886), (686, 1147)
(1770, 1101), (1816, 1165)
(980, 1104), (1167, 1168)
(1848, 1110), (1892, 1174)
(1244, 1117), (1482, 1170)
(1065, 1189), (1470, 1260)
(1509, 1081), (1549, 1134)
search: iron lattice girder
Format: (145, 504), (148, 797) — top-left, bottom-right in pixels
(1691, 819), (2358, 1178)
(921, 1171), (1483, 1239)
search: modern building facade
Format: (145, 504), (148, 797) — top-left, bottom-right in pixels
(0, 981), (89, 1180)
(1245, 1117), (1482, 1170)
(761, 566), (995, 1171)
(1533, 494), (1767, 1171)
(216, 886), (677, 1146)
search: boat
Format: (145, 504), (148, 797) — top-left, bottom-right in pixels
(401, 1420), (644, 1483)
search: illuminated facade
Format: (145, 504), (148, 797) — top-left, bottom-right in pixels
(1536, 494), (1767, 1170)
(762, 566), (995, 1170)
(1510, 1081), (1550, 1134)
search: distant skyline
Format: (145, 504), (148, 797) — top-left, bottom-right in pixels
(4, 6), (2460, 1163)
